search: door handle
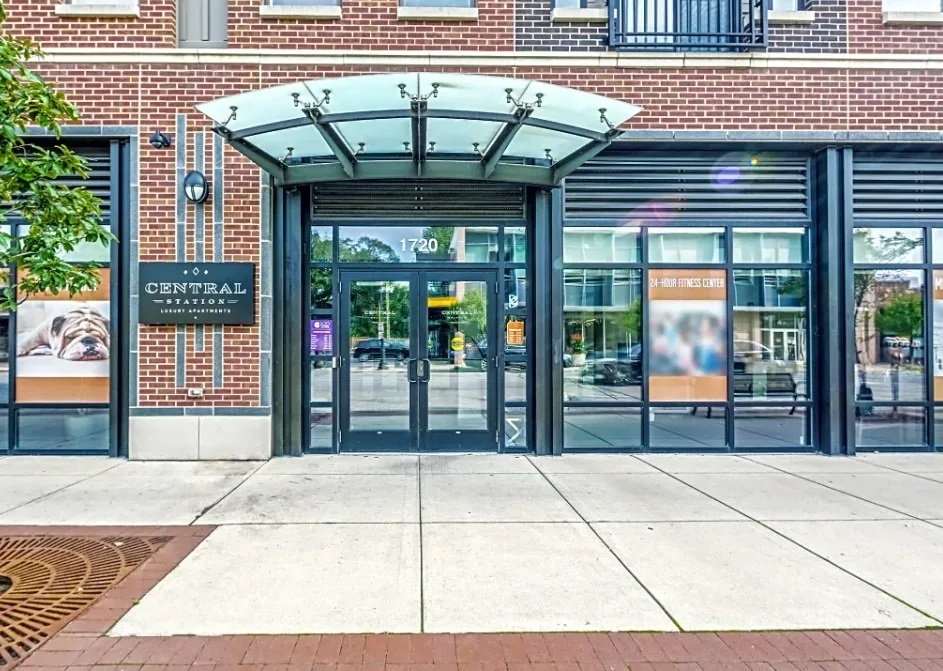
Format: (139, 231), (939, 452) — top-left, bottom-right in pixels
(407, 358), (418, 383)
(418, 358), (431, 383)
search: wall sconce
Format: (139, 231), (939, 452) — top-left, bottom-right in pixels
(183, 170), (209, 205)
(149, 130), (172, 150)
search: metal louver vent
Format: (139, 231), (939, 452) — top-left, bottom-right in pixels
(853, 155), (943, 220)
(2, 143), (112, 221)
(564, 154), (810, 221)
(311, 180), (526, 220)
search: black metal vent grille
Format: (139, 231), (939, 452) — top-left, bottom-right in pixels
(564, 154), (810, 221)
(2, 144), (112, 221)
(853, 155), (943, 220)
(311, 180), (526, 220)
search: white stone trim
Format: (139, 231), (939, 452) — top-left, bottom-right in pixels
(259, 4), (341, 18)
(882, 10), (943, 23)
(768, 9), (816, 23)
(54, 3), (140, 17)
(550, 7), (607, 22)
(397, 5), (478, 19)
(39, 48), (943, 69)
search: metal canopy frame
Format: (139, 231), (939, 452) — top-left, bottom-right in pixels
(200, 73), (641, 188)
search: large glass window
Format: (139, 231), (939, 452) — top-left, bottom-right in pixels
(336, 226), (500, 263)
(562, 221), (811, 453)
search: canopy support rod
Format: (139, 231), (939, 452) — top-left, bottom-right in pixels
(410, 99), (428, 176)
(212, 126), (287, 183)
(303, 108), (357, 178)
(482, 106), (533, 179)
(550, 130), (623, 184)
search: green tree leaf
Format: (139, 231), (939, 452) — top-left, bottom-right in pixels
(0, 5), (114, 310)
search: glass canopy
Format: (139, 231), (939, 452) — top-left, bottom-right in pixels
(196, 73), (641, 187)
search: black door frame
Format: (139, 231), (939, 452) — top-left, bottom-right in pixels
(338, 268), (499, 452)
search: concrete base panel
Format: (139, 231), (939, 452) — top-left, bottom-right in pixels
(110, 524), (422, 635)
(422, 522), (677, 632)
(129, 415), (271, 461)
(595, 521), (936, 630)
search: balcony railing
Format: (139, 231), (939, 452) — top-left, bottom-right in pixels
(608, 0), (767, 51)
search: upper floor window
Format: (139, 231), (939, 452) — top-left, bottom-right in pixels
(608, 0), (767, 51)
(399, 0), (475, 6)
(882, 0), (942, 11)
(178, 0), (227, 47)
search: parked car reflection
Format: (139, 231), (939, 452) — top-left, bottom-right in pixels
(351, 338), (410, 362)
(579, 358), (642, 386)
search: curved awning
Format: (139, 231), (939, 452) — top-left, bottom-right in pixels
(196, 73), (641, 187)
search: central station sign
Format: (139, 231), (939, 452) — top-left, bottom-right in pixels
(138, 262), (256, 325)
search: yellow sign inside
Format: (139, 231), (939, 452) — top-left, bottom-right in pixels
(506, 321), (524, 346)
(451, 336), (465, 352)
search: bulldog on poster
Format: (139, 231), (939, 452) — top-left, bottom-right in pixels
(17, 305), (111, 361)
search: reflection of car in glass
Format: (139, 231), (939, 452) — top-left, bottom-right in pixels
(733, 340), (783, 373)
(351, 339), (410, 362)
(579, 359), (641, 385)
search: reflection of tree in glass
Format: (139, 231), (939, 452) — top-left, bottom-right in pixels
(422, 227), (455, 257)
(455, 288), (486, 340)
(853, 230), (923, 383)
(350, 282), (410, 341)
(339, 236), (399, 263)
(875, 292), (923, 343)
(619, 298), (642, 341)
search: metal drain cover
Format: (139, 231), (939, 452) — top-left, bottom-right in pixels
(0, 536), (168, 668)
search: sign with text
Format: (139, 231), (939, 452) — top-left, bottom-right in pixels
(139, 263), (255, 325)
(310, 319), (333, 354)
(506, 320), (524, 346)
(649, 268), (728, 402)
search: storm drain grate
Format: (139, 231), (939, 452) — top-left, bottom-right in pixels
(0, 536), (169, 668)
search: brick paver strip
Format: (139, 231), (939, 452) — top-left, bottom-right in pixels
(5, 525), (943, 671)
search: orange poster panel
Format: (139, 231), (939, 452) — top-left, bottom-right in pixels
(648, 268), (727, 402)
(506, 320), (524, 346)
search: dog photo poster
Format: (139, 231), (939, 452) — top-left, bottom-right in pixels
(15, 269), (110, 403)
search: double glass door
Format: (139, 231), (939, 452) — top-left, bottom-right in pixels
(339, 270), (498, 451)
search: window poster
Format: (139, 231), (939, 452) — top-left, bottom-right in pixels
(933, 270), (943, 400)
(15, 269), (110, 403)
(649, 268), (728, 402)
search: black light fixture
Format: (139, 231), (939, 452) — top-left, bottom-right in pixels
(182, 170), (209, 205)
(149, 129), (172, 149)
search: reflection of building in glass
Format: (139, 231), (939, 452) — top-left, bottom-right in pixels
(564, 269), (643, 360)
(732, 269), (807, 375)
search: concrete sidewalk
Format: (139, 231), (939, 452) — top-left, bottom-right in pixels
(3, 452), (943, 634)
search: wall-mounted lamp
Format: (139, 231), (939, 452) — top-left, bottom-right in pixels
(149, 130), (172, 150)
(183, 170), (209, 205)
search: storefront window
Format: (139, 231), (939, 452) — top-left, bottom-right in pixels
(649, 407), (727, 449)
(311, 226), (334, 263)
(564, 227), (640, 263)
(564, 406), (642, 449)
(856, 406), (927, 448)
(853, 269), (925, 403)
(733, 228), (806, 264)
(336, 226), (499, 263)
(648, 227), (725, 264)
(734, 406), (808, 449)
(733, 269), (808, 400)
(504, 227), (527, 264)
(853, 228), (924, 264)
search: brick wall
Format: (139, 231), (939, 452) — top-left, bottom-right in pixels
(8, 0), (943, 54)
(848, 0), (943, 53)
(29, 61), (943, 406)
(768, 0), (847, 53)
(4, 0), (176, 47)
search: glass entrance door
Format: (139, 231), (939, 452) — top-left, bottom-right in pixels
(339, 270), (497, 452)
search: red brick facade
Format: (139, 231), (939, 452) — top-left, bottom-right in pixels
(4, 0), (941, 412)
